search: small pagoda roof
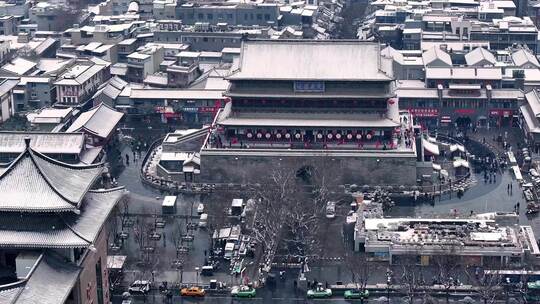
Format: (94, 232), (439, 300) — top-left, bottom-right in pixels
(0, 139), (104, 212)
(0, 187), (126, 248)
(66, 103), (124, 139)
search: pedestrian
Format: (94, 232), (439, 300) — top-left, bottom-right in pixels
(125, 154), (130, 166)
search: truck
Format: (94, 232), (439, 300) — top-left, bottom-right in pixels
(162, 196), (177, 215)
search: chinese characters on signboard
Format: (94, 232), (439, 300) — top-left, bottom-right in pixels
(409, 108), (439, 117)
(294, 81), (325, 93)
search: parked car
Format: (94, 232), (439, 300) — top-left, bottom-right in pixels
(344, 289), (369, 299)
(128, 280), (151, 294)
(307, 285), (332, 298)
(231, 285), (256, 298)
(180, 286), (205, 297)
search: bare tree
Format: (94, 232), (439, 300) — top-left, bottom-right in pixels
(466, 268), (503, 304)
(432, 247), (463, 303)
(250, 166), (295, 271)
(396, 256), (424, 304)
(343, 251), (370, 303)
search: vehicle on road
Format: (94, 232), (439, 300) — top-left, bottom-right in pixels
(231, 285), (256, 298)
(128, 280), (151, 294)
(326, 201), (336, 219)
(180, 286), (205, 297)
(199, 213), (208, 228)
(526, 280), (540, 302)
(344, 289), (369, 300)
(197, 203), (205, 214)
(307, 284), (332, 298)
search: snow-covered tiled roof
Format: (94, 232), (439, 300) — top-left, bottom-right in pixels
(0, 144), (104, 212)
(66, 103), (124, 139)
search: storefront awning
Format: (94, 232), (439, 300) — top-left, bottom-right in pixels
(422, 137), (440, 155)
(453, 158), (470, 168)
(450, 144), (465, 153)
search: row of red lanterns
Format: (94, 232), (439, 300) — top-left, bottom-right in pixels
(244, 131), (376, 140)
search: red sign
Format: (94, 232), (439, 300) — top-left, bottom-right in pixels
(490, 109), (513, 117)
(454, 109), (475, 115)
(164, 113), (181, 118)
(409, 108), (439, 117)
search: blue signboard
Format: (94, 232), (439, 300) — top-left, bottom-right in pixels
(294, 81), (325, 93)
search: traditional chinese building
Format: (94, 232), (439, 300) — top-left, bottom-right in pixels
(200, 40), (419, 185)
(0, 138), (127, 304)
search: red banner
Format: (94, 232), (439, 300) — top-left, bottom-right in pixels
(409, 108), (439, 117)
(164, 113), (181, 118)
(454, 109), (475, 115)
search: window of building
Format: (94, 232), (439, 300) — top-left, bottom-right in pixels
(207, 13), (213, 20)
(264, 14), (270, 20)
(95, 258), (104, 304)
(198, 13), (204, 19)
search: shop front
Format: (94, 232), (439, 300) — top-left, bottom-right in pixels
(409, 108), (439, 130)
(489, 109), (514, 127)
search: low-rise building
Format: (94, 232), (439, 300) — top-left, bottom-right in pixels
(354, 214), (539, 267)
(26, 107), (76, 132)
(126, 45), (164, 83)
(175, 2), (280, 26)
(397, 83), (523, 129)
(54, 59), (110, 108)
(519, 89), (540, 151)
(0, 78), (18, 124)
(0, 131), (105, 164)
(66, 102), (124, 147)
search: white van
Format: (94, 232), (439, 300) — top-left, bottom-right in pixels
(197, 203), (205, 214)
(199, 213), (208, 228)
(162, 196), (177, 215)
(326, 201), (336, 219)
